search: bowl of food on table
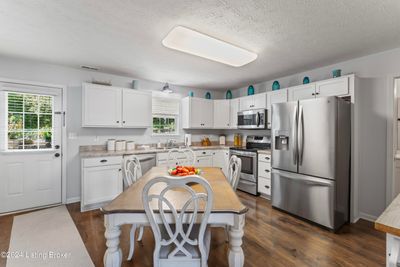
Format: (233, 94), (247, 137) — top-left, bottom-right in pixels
(168, 166), (201, 176)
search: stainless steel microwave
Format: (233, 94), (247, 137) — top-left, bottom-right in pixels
(237, 109), (267, 129)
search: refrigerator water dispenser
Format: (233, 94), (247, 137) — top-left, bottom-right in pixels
(274, 130), (290, 150)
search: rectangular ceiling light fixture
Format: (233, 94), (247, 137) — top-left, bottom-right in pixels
(162, 26), (257, 67)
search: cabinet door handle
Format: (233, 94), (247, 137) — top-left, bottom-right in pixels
(202, 152), (206, 155)
(123, 121), (126, 123)
(116, 121), (120, 123)
(311, 93), (315, 96)
(118, 168), (122, 171)
(100, 159), (107, 163)
(265, 169), (270, 172)
(265, 157), (270, 160)
(316, 92), (320, 95)
(265, 185), (270, 189)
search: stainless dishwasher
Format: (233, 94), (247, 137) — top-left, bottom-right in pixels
(123, 153), (156, 188)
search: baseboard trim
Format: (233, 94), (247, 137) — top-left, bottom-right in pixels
(66, 197), (81, 204)
(358, 212), (378, 222)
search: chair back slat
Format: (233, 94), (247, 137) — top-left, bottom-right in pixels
(228, 155), (242, 191)
(122, 155), (142, 187)
(167, 148), (196, 167)
(143, 175), (213, 264)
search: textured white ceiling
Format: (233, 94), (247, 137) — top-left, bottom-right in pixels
(1, 0), (400, 89)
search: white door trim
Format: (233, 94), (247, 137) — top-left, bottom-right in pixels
(0, 77), (67, 205)
(386, 75), (400, 206)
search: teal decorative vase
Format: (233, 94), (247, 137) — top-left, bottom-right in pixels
(272, 81), (280, 91)
(332, 69), (341, 78)
(303, 77), (310, 84)
(205, 92), (211, 99)
(226, 90), (232, 99)
(189, 91), (194, 97)
(247, 85), (255, 95)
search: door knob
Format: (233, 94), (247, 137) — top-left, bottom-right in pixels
(54, 153), (60, 157)
(55, 145), (60, 149)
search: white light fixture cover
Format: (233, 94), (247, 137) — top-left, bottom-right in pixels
(162, 26), (257, 67)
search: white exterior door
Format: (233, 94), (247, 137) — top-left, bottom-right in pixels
(122, 89), (151, 128)
(0, 83), (63, 214)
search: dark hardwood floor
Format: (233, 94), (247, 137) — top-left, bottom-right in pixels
(1, 191), (386, 267)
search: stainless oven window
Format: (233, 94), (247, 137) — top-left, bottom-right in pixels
(237, 155), (254, 175)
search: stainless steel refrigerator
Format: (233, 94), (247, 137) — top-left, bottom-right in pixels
(271, 96), (350, 231)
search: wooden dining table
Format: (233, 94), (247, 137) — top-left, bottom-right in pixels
(101, 166), (248, 267)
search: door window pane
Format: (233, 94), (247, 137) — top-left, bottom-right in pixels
(8, 132), (23, 150)
(39, 114), (52, 130)
(8, 93), (23, 112)
(8, 113), (23, 131)
(24, 131), (38, 149)
(24, 94), (38, 113)
(6, 92), (54, 150)
(24, 113), (38, 129)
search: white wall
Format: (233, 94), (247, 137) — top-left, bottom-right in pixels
(0, 56), (225, 201)
(232, 47), (400, 220)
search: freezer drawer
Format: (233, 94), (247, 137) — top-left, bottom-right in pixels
(271, 169), (335, 229)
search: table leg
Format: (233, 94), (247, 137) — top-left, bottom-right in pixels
(104, 214), (122, 267)
(228, 214), (245, 267)
(387, 234), (400, 267)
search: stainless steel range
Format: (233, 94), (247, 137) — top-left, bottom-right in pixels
(230, 136), (271, 195)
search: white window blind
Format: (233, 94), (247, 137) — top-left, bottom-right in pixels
(152, 97), (180, 115)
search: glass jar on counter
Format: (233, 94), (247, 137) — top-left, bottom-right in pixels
(234, 134), (242, 147)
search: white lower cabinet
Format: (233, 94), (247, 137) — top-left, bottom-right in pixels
(258, 154), (272, 198)
(195, 156), (213, 167)
(81, 156), (123, 211)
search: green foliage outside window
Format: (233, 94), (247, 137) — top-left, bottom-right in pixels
(7, 92), (53, 150)
(152, 116), (177, 135)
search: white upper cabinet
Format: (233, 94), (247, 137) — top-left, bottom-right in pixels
(288, 84), (316, 101)
(239, 93), (266, 111)
(82, 83), (151, 128)
(316, 76), (349, 97)
(82, 83), (122, 127)
(253, 92), (267, 109)
(230, 98), (239, 129)
(287, 76), (350, 102)
(122, 89), (151, 128)
(267, 89), (288, 128)
(182, 97), (214, 129)
(213, 99), (231, 129)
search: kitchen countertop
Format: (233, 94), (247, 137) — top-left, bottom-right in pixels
(80, 145), (233, 158)
(375, 193), (400, 237)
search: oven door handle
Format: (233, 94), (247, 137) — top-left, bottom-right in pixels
(239, 179), (255, 186)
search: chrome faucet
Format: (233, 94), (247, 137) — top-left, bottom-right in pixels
(166, 139), (176, 149)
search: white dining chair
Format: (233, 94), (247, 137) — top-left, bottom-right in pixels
(142, 175), (213, 267)
(122, 155), (145, 261)
(167, 148), (196, 167)
(227, 155), (242, 191)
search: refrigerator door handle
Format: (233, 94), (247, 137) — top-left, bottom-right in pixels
(292, 105), (298, 165)
(272, 169), (333, 186)
(298, 105), (304, 165)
